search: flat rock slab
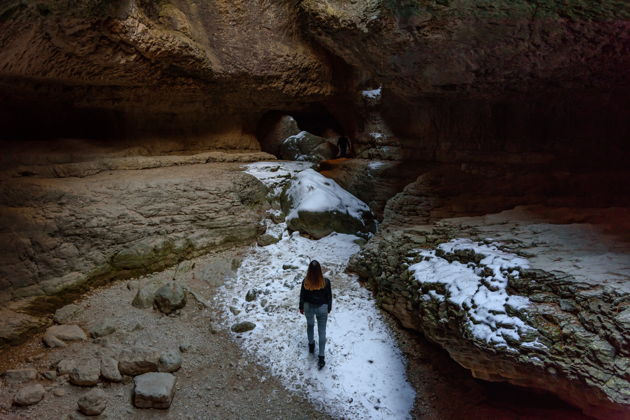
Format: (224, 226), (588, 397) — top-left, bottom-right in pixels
(78, 388), (107, 416)
(3, 368), (37, 383)
(133, 372), (177, 409)
(100, 357), (122, 382)
(14, 383), (45, 406)
(43, 325), (87, 348)
(118, 347), (160, 376)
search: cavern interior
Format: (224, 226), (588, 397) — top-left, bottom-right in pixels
(1, 0), (629, 418)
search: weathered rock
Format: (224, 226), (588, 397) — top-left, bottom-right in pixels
(245, 289), (257, 302)
(69, 359), (100, 386)
(279, 131), (337, 163)
(77, 388), (107, 416)
(350, 206), (630, 419)
(89, 318), (116, 338)
(53, 388), (66, 397)
(13, 384), (45, 406)
(231, 322), (256, 333)
(3, 368), (37, 383)
(153, 283), (187, 315)
(260, 115), (302, 157)
(257, 233), (281, 247)
(53, 304), (82, 324)
(133, 372), (177, 409)
(41, 370), (57, 381)
(0, 309), (49, 348)
(100, 357), (122, 383)
(43, 325), (87, 348)
(281, 169), (376, 239)
(57, 359), (78, 375)
(118, 347), (160, 376)
(158, 350), (182, 373)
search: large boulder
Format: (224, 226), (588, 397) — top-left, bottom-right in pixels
(350, 207), (630, 420)
(279, 131), (337, 163)
(133, 372), (177, 409)
(153, 283), (187, 315)
(260, 115), (302, 156)
(281, 169), (376, 239)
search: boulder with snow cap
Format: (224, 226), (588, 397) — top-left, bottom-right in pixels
(279, 131), (337, 163)
(281, 169), (376, 239)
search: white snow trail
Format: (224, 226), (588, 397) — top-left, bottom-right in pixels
(215, 162), (415, 419)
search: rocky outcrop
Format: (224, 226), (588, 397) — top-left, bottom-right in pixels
(279, 131), (337, 163)
(350, 206), (630, 419)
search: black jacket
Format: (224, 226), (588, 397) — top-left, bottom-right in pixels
(299, 278), (332, 313)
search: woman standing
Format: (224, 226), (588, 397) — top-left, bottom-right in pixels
(299, 260), (332, 370)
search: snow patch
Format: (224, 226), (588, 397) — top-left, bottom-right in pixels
(362, 87), (381, 99)
(409, 238), (545, 351)
(244, 161), (313, 197)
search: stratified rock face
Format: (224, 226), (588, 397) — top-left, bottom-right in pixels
(300, 0), (630, 99)
(0, 162), (268, 305)
(0, 0), (334, 140)
(350, 206), (630, 419)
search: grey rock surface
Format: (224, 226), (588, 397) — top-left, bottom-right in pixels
(133, 372), (177, 409)
(13, 383), (45, 406)
(69, 359), (100, 386)
(100, 357), (122, 382)
(77, 388), (107, 416)
(43, 325), (87, 348)
(118, 347), (160, 376)
(158, 350), (182, 373)
(153, 283), (187, 315)
(89, 318), (116, 338)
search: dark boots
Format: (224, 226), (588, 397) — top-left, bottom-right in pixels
(318, 356), (325, 370)
(308, 343), (315, 354)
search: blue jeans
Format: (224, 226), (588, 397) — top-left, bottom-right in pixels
(304, 302), (328, 357)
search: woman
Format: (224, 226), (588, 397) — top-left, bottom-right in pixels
(299, 260), (332, 370)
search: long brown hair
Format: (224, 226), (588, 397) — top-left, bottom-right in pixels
(304, 260), (325, 291)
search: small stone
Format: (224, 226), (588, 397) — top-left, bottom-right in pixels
(69, 359), (100, 386)
(231, 321), (256, 333)
(245, 289), (257, 302)
(229, 306), (241, 316)
(178, 343), (190, 353)
(53, 388), (66, 397)
(100, 357), (122, 382)
(133, 372), (177, 409)
(53, 304), (81, 324)
(209, 323), (218, 334)
(43, 325), (87, 348)
(153, 283), (187, 315)
(158, 350), (182, 373)
(13, 383), (45, 406)
(118, 347), (160, 376)
(3, 368), (38, 383)
(57, 359), (78, 375)
(89, 318), (116, 338)
(78, 388), (107, 416)
(42, 370), (57, 381)
(257, 233), (280, 247)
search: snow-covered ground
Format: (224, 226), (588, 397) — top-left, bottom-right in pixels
(216, 162), (415, 419)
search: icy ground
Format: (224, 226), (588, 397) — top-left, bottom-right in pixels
(215, 162), (415, 419)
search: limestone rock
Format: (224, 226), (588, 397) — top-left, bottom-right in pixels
(13, 384), (45, 406)
(279, 131), (337, 163)
(100, 357), (122, 382)
(118, 347), (160, 376)
(69, 359), (100, 386)
(260, 115), (301, 156)
(158, 350), (182, 373)
(281, 169), (376, 239)
(77, 388), (107, 416)
(257, 233), (281, 247)
(56, 359), (78, 375)
(3, 368), (37, 383)
(153, 282), (187, 315)
(89, 318), (116, 338)
(231, 322), (256, 333)
(53, 304), (82, 324)
(133, 372), (177, 409)
(43, 325), (87, 348)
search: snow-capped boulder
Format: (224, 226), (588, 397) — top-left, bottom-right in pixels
(281, 169), (375, 239)
(279, 131), (337, 163)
